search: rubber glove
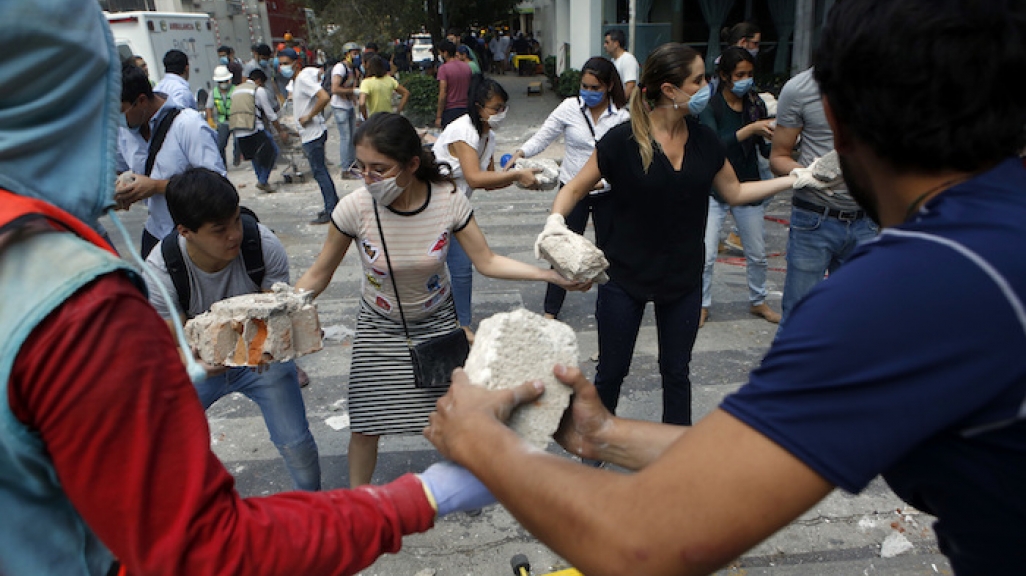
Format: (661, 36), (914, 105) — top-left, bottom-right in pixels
(417, 461), (497, 517)
(792, 150), (844, 192)
(534, 213), (573, 259)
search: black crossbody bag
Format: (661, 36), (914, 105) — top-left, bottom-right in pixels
(373, 200), (469, 388)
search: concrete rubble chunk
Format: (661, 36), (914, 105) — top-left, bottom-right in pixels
(812, 149), (842, 184)
(538, 231), (610, 284)
(186, 282), (323, 366)
(514, 158), (560, 190)
(879, 531), (914, 558)
(463, 309), (578, 449)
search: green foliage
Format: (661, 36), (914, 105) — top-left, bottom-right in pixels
(556, 69), (581, 99)
(543, 55), (556, 79)
(400, 72), (440, 127)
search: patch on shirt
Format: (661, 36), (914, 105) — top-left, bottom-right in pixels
(365, 272), (383, 290)
(423, 285), (449, 309)
(426, 274), (442, 293)
(374, 294), (392, 313)
(428, 230), (449, 260)
(361, 239), (380, 263)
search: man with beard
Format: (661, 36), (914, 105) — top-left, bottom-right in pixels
(769, 69), (878, 329)
(422, 1), (1026, 575)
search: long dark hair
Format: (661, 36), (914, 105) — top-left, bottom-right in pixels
(581, 56), (627, 109)
(721, 22), (760, 47)
(353, 112), (454, 187)
(467, 76), (509, 134)
(716, 46), (756, 88)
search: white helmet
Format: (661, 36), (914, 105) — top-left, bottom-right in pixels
(212, 65), (232, 82)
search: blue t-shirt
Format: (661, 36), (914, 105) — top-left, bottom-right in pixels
(721, 157), (1026, 574)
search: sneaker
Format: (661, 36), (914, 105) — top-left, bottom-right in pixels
(296, 365), (310, 388)
(749, 303), (781, 324)
(255, 182), (277, 193)
(309, 213), (331, 225)
(724, 231), (744, 252)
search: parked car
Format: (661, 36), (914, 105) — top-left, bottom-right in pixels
(410, 33), (435, 69)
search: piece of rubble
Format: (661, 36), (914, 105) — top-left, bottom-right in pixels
(811, 149), (842, 185)
(463, 309), (577, 449)
(879, 531), (914, 558)
(538, 231), (610, 284)
(514, 158), (560, 190)
(186, 282), (322, 366)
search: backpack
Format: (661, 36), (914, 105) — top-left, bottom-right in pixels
(160, 206), (265, 318)
(145, 107), (183, 177)
(227, 81), (259, 132)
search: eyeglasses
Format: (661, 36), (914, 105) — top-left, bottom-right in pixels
(347, 161), (398, 183)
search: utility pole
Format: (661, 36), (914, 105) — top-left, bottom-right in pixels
(628, 0), (636, 54)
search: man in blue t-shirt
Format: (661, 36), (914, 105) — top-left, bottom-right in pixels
(420, 2), (1026, 574)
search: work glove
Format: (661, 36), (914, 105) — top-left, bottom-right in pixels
(534, 213), (573, 260)
(791, 150), (843, 192)
(417, 461), (496, 517)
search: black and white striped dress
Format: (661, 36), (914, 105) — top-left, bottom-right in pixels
(348, 296), (458, 435)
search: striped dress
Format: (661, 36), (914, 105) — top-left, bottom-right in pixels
(332, 182), (473, 435)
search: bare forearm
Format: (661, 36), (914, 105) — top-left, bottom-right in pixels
(473, 253), (550, 282)
(770, 154), (801, 177)
(465, 169), (520, 190)
(586, 417), (688, 471)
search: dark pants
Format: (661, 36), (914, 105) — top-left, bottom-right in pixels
(441, 107), (467, 128)
(543, 191), (603, 317)
(593, 280), (702, 426)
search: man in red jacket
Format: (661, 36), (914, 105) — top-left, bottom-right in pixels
(0, 2), (491, 575)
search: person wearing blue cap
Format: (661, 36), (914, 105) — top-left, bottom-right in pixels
(0, 1), (494, 574)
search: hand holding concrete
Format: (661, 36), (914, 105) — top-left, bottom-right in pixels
(534, 213), (572, 259)
(417, 461), (496, 517)
(513, 158), (559, 189)
(535, 214), (610, 284)
(792, 150), (843, 192)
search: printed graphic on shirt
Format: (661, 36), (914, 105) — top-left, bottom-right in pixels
(374, 294), (392, 313)
(426, 274), (442, 293)
(428, 230), (449, 260)
(361, 239), (380, 263)
(423, 285), (449, 309)
(366, 272), (383, 290)
(365, 267), (388, 290)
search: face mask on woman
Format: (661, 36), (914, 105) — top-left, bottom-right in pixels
(731, 77), (754, 97)
(579, 89), (604, 108)
(487, 108), (507, 129)
(675, 84), (711, 115)
(366, 174), (406, 206)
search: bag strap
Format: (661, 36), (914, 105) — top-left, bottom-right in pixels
(239, 207), (265, 286)
(372, 200), (413, 346)
(145, 107), (183, 177)
(578, 99), (596, 140)
(160, 232), (192, 317)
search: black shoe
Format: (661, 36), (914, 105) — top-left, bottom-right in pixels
(309, 213), (331, 225)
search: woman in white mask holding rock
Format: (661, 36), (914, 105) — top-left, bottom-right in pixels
(432, 77), (540, 342)
(297, 112), (585, 487)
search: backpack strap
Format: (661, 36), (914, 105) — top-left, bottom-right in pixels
(238, 206), (265, 287)
(160, 231), (192, 317)
(145, 107), (183, 177)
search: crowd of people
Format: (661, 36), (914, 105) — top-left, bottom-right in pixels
(3, 0), (1024, 574)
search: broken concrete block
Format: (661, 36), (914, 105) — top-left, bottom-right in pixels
(186, 282), (323, 366)
(538, 231), (610, 284)
(811, 149), (842, 185)
(514, 158), (560, 190)
(462, 309), (577, 449)
(879, 531), (914, 558)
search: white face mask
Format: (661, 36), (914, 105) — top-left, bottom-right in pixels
(487, 108), (507, 129)
(366, 175), (406, 206)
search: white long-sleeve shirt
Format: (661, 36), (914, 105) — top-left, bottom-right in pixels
(518, 96), (628, 189)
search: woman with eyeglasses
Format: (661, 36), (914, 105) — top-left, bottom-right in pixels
(506, 56), (629, 320)
(535, 43), (809, 433)
(431, 76), (540, 342)
(297, 112), (586, 487)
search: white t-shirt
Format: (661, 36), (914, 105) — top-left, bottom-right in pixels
(332, 183), (474, 322)
(289, 66), (328, 143)
(613, 51), (640, 87)
(330, 61), (356, 110)
(431, 114), (495, 198)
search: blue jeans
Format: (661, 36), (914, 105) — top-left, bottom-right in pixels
(780, 206), (879, 328)
(446, 238), (473, 326)
(301, 132), (338, 214)
(251, 128), (279, 185)
(593, 280), (702, 426)
(333, 107), (356, 169)
(195, 361), (321, 491)
(702, 197), (768, 308)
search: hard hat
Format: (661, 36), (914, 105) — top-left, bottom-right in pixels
(284, 32), (294, 42)
(212, 65), (232, 82)
(343, 41), (360, 53)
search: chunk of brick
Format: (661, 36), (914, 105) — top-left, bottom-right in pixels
(538, 231), (610, 284)
(514, 158), (560, 190)
(186, 283), (322, 366)
(462, 309), (577, 449)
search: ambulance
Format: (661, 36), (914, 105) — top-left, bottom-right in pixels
(105, 11), (219, 108)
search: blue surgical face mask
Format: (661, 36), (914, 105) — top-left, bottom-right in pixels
(220, 56), (229, 65)
(279, 64), (294, 79)
(747, 48), (759, 58)
(731, 77), (754, 96)
(677, 84), (711, 115)
(579, 89), (604, 108)
(259, 58), (269, 67)
(353, 55), (362, 69)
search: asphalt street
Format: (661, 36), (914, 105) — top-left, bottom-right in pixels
(102, 72), (953, 576)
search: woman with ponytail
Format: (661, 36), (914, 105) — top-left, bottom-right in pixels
(298, 113), (584, 486)
(536, 43), (813, 432)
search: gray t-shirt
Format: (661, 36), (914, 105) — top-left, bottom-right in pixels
(145, 223), (290, 319)
(776, 69), (859, 211)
